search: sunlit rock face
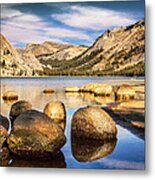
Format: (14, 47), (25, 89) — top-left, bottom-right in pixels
(7, 110), (66, 159)
(0, 33), (43, 76)
(93, 84), (113, 96)
(9, 100), (32, 124)
(71, 137), (117, 162)
(44, 101), (66, 130)
(71, 107), (117, 140)
(80, 83), (99, 93)
(115, 84), (136, 100)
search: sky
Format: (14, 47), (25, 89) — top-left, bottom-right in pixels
(0, 1), (145, 48)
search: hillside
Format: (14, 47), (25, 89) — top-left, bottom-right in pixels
(0, 19), (145, 76)
(42, 19), (144, 76)
(0, 33), (43, 76)
(20, 42), (87, 63)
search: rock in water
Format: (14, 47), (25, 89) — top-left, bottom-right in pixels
(93, 84), (113, 96)
(80, 83), (99, 92)
(10, 100), (32, 123)
(71, 107), (117, 140)
(44, 101), (66, 130)
(7, 110), (66, 159)
(2, 91), (18, 100)
(115, 84), (135, 100)
(0, 114), (9, 131)
(65, 86), (79, 92)
(43, 88), (55, 94)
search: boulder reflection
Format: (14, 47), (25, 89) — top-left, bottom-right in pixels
(71, 137), (117, 162)
(1, 150), (66, 168)
(80, 92), (115, 106)
(3, 99), (17, 105)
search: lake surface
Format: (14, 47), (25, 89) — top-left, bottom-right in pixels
(0, 77), (145, 169)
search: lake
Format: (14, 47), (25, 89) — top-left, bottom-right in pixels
(0, 76), (145, 169)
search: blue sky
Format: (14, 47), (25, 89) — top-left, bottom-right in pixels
(1, 1), (144, 48)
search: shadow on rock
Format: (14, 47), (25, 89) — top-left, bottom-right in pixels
(71, 137), (117, 162)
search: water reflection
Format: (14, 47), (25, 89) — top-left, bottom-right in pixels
(0, 147), (10, 167)
(1, 150), (66, 168)
(0, 77), (145, 169)
(71, 137), (117, 162)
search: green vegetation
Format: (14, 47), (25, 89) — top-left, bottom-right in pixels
(37, 60), (144, 77)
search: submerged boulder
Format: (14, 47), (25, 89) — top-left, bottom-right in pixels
(10, 100), (32, 123)
(71, 107), (117, 140)
(2, 91), (18, 100)
(7, 110), (66, 159)
(115, 84), (135, 100)
(44, 101), (66, 130)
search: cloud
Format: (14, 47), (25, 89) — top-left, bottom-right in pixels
(1, 6), (23, 19)
(52, 5), (136, 30)
(102, 158), (144, 170)
(1, 23), (64, 45)
(1, 5), (90, 47)
(45, 27), (90, 40)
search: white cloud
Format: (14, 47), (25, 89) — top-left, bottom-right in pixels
(45, 27), (90, 40)
(102, 158), (144, 170)
(52, 5), (136, 30)
(1, 6), (23, 19)
(1, 5), (90, 47)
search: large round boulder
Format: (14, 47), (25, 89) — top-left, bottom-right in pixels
(0, 114), (9, 131)
(10, 100), (32, 123)
(7, 110), (66, 159)
(2, 91), (18, 100)
(71, 107), (117, 140)
(115, 84), (135, 100)
(44, 101), (66, 130)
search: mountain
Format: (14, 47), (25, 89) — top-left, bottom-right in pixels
(22, 41), (87, 60)
(0, 19), (145, 76)
(0, 33), (43, 76)
(46, 19), (144, 76)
